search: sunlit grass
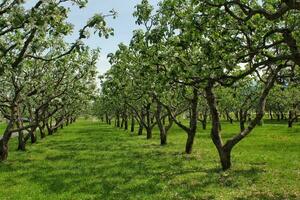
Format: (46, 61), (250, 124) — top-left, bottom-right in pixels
(0, 120), (299, 200)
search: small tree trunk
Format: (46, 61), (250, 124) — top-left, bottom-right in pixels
(234, 111), (239, 121)
(39, 125), (46, 139)
(280, 112), (285, 120)
(46, 122), (53, 135)
(288, 111), (294, 128)
(202, 111), (208, 130)
(124, 115), (128, 130)
(185, 133), (195, 154)
(138, 110), (145, 135)
(0, 138), (9, 161)
(185, 88), (198, 154)
(156, 101), (167, 145)
(276, 113), (280, 121)
(138, 123), (143, 135)
(117, 113), (120, 127)
(121, 118), (124, 128)
(105, 113), (109, 124)
(146, 127), (152, 139)
(17, 131), (26, 151)
(130, 115), (135, 133)
(16, 117), (26, 151)
(30, 128), (37, 144)
(145, 104), (152, 139)
(202, 120), (207, 130)
(0, 120), (14, 161)
(269, 110), (273, 120)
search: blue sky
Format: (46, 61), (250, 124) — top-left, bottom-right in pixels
(25, 0), (159, 75)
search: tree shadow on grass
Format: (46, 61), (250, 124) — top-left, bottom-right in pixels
(1, 122), (297, 199)
(235, 193), (299, 200)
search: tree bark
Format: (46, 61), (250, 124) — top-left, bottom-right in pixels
(156, 101), (167, 145)
(130, 115), (135, 133)
(138, 110), (145, 135)
(205, 67), (279, 171)
(124, 114), (128, 130)
(145, 104), (152, 139)
(186, 88), (198, 154)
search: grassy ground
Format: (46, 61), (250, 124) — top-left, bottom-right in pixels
(0, 120), (299, 200)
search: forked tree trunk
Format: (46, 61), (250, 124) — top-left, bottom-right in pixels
(168, 88), (198, 154)
(219, 148), (232, 170)
(205, 68), (279, 171)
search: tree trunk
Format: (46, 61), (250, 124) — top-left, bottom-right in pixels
(30, 127), (37, 144)
(0, 119), (14, 161)
(185, 133), (195, 154)
(120, 118), (124, 128)
(124, 115), (128, 130)
(269, 110), (273, 120)
(105, 113), (109, 124)
(138, 123), (143, 135)
(219, 149), (232, 171)
(234, 111), (239, 121)
(202, 110), (208, 130)
(116, 113), (120, 127)
(205, 67), (279, 171)
(280, 111), (285, 120)
(138, 110), (145, 135)
(186, 88), (198, 154)
(146, 127), (152, 139)
(239, 110), (246, 132)
(276, 113), (280, 121)
(17, 131), (26, 151)
(39, 124), (46, 139)
(226, 111), (233, 124)
(0, 138), (9, 161)
(130, 115), (135, 133)
(202, 120), (207, 130)
(155, 101), (167, 145)
(46, 122), (53, 135)
(145, 104), (152, 139)
(16, 117), (26, 151)
(287, 110), (297, 128)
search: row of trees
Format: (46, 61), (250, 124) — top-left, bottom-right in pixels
(94, 0), (300, 170)
(0, 0), (114, 161)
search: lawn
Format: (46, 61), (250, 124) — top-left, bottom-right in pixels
(0, 120), (299, 200)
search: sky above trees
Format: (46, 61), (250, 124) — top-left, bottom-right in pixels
(26, 0), (159, 75)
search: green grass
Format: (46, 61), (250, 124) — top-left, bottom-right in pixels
(0, 120), (299, 200)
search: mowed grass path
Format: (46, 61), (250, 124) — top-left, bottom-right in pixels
(0, 120), (299, 200)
